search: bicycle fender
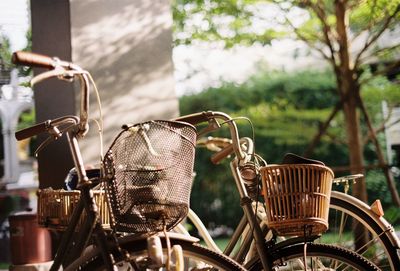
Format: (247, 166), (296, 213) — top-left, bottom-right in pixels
(331, 191), (400, 249)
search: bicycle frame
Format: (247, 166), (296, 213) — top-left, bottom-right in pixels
(175, 112), (318, 270)
(12, 51), (121, 270)
(13, 51), (393, 270)
(176, 134), (400, 270)
(179, 190), (400, 261)
(13, 51), (249, 271)
(51, 128), (121, 270)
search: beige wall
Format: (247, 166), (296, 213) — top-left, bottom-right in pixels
(70, 0), (179, 164)
(31, 0), (178, 186)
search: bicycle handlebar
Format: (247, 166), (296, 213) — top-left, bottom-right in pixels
(211, 143), (234, 164)
(201, 137), (254, 165)
(176, 111), (247, 162)
(12, 51), (90, 138)
(12, 51), (74, 70)
(15, 120), (50, 141)
(15, 116), (80, 141)
(174, 111), (211, 125)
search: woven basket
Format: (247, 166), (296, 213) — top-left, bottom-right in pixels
(260, 164), (334, 236)
(37, 188), (110, 230)
(103, 120), (197, 234)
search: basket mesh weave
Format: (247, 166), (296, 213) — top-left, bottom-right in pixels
(103, 120), (196, 233)
(260, 164), (334, 236)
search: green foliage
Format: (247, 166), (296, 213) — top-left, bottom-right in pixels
(349, 0), (400, 33)
(0, 34), (12, 70)
(366, 170), (400, 225)
(172, 0), (280, 48)
(17, 29), (33, 77)
(17, 109), (35, 131)
(181, 67), (400, 228)
(173, 0), (400, 54)
(0, 30), (32, 77)
(361, 73), (400, 109)
(366, 170), (395, 206)
(0, 31), (34, 160)
(180, 70), (338, 114)
(191, 150), (242, 229)
(236, 104), (338, 162)
(385, 206), (400, 225)
(182, 69), (348, 227)
(360, 73), (400, 164)
(175, 0), (400, 229)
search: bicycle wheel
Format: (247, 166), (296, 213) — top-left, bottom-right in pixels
(65, 234), (246, 270)
(322, 191), (400, 271)
(245, 243), (380, 270)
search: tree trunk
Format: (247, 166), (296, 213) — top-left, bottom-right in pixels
(335, 1), (369, 247)
(334, 0), (367, 202)
(341, 82), (370, 249)
(340, 86), (367, 200)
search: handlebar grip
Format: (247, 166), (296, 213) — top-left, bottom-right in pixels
(210, 144), (234, 164)
(12, 51), (54, 69)
(15, 120), (49, 141)
(174, 111), (212, 125)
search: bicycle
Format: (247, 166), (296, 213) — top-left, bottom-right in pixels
(11, 51), (246, 271)
(184, 136), (400, 270)
(173, 111), (381, 270)
(12, 51), (381, 270)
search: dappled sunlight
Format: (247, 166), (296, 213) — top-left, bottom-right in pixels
(70, 1), (178, 164)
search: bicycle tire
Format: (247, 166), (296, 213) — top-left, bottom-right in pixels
(325, 191), (400, 270)
(245, 243), (380, 270)
(65, 235), (246, 270)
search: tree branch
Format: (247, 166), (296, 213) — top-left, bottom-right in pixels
(358, 95), (400, 206)
(354, 3), (400, 69)
(349, 0), (378, 44)
(357, 43), (400, 65)
(325, 130), (348, 145)
(360, 58), (400, 85)
(284, 17), (332, 62)
(363, 116), (400, 145)
(303, 100), (342, 156)
(308, 0), (338, 66)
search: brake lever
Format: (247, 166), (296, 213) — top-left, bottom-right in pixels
(197, 118), (221, 137)
(34, 136), (56, 157)
(33, 122), (72, 157)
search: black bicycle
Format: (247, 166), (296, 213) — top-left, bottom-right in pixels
(12, 51), (246, 271)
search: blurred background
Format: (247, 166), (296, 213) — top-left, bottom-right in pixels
(0, 0), (399, 266)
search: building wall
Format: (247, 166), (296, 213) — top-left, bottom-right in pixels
(70, 0), (179, 165)
(31, 0), (178, 187)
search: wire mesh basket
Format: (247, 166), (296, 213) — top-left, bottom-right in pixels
(37, 188), (110, 230)
(260, 164), (334, 236)
(103, 120), (197, 233)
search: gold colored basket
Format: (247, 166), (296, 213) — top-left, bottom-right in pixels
(37, 188), (110, 230)
(260, 164), (334, 236)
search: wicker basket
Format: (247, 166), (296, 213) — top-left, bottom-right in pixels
(37, 188), (110, 230)
(103, 120), (197, 234)
(260, 164), (334, 236)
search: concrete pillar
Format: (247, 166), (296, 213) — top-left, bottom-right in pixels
(30, 0), (178, 187)
(30, 0), (75, 189)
